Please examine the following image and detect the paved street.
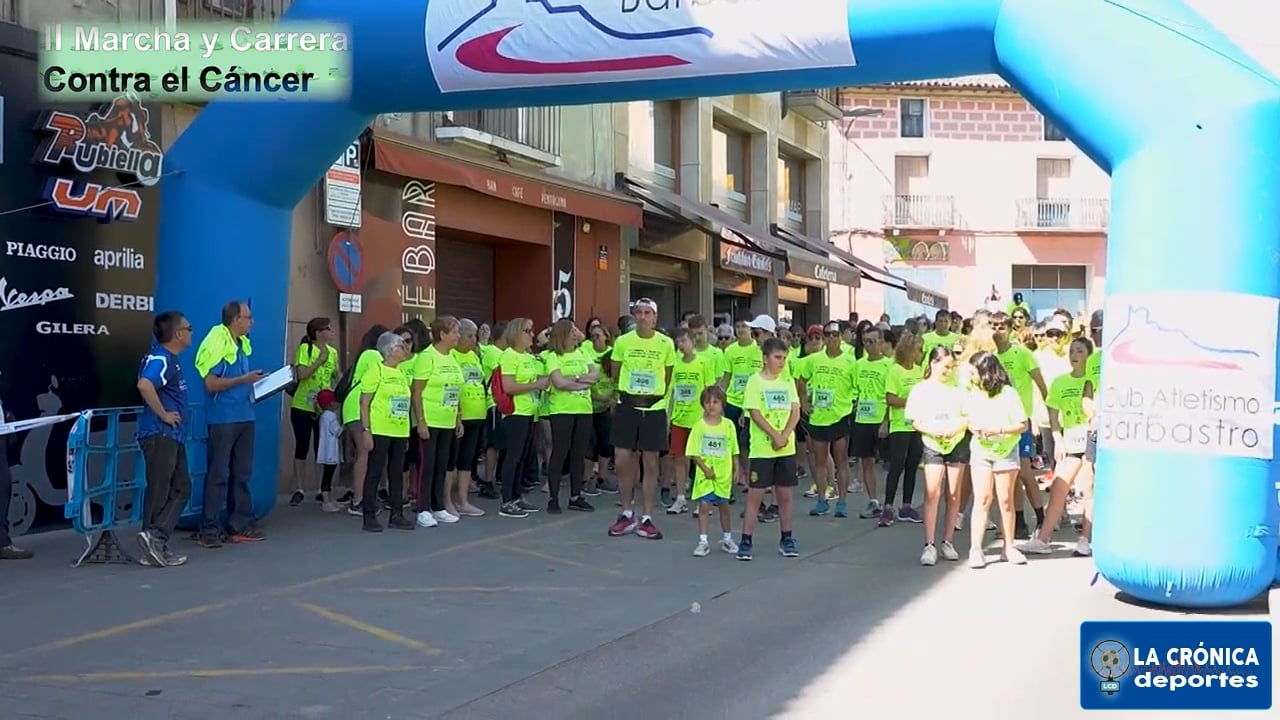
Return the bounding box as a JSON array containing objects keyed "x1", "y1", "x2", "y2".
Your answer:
[{"x1": 0, "y1": 485, "x2": 1274, "y2": 720}]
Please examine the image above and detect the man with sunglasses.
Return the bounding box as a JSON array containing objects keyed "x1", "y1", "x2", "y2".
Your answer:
[
  {"x1": 608, "y1": 298, "x2": 676, "y2": 539},
  {"x1": 135, "y1": 311, "x2": 195, "y2": 567}
]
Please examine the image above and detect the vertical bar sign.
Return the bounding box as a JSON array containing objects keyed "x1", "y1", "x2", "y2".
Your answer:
[
  {"x1": 552, "y1": 211, "x2": 575, "y2": 321},
  {"x1": 399, "y1": 180, "x2": 437, "y2": 325}
]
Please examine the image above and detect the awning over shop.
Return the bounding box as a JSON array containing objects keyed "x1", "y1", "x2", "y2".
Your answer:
[
  {"x1": 621, "y1": 175, "x2": 858, "y2": 288},
  {"x1": 771, "y1": 225, "x2": 950, "y2": 310},
  {"x1": 370, "y1": 130, "x2": 644, "y2": 227}
]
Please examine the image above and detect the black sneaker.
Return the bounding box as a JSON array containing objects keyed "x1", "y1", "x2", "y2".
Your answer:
[
  {"x1": 760, "y1": 505, "x2": 780, "y2": 524},
  {"x1": 478, "y1": 484, "x2": 501, "y2": 500},
  {"x1": 516, "y1": 498, "x2": 540, "y2": 513},
  {"x1": 314, "y1": 493, "x2": 324, "y2": 503},
  {"x1": 499, "y1": 501, "x2": 529, "y2": 518},
  {"x1": 660, "y1": 488, "x2": 673, "y2": 507},
  {"x1": 362, "y1": 514, "x2": 384, "y2": 532},
  {"x1": 228, "y1": 527, "x2": 266, "y2": 543},
  {"x1": 0, "y1": 544, "x2": 34, "y2": 560},
  {"x1": 289, "y1": 490, "x2": 305, "y2": 506},
  {"x1": 547, "y1": 498, "x2": 562, "y2": 514},
  {"x1": 581, "y1": 480, "x2": 601, "y2": 497},
  {"x1": 137, "y1": 529, "x2": 166, "y2": 567},
  {"x1": 387, "y1": 514, "x2": 415, "y2": 531},
  {"x1": 197, "y1": 531, "x2": 223, "y2": 549},
  {"x1": 336, "y1": 490, "x2": 354, "y2": 504},
  {"x1": 568, "y1": 496, "x2": 594, "y2": 512}
]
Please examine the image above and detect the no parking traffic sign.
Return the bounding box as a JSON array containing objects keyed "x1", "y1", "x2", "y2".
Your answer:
[{"x1": 327, "y1": 231, "x2": 364, "y2": 294}]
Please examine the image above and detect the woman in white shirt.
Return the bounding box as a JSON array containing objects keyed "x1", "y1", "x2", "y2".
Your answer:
[
  {"x1": 905, "y1": 345, "x2": 969, "y2": 566},
  {"x1": 963, "y1": 352, "x2": 1030, "y2": 569}
]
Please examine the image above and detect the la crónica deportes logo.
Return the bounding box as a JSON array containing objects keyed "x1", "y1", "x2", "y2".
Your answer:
[{"x1": 1080, "y1": 621, "x2": 1271, "y2": 711}]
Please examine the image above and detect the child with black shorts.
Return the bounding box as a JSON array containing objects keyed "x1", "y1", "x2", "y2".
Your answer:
[
  {"x1": 738, "y1": 337, "x2": 801, "y2": 561},
  {"x1": 687, "y1": 385, "x2": 740, "y2": 556}
]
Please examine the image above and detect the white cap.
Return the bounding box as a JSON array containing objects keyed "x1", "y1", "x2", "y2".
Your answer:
[
  {"x1": 747, "y1": 314, "x2": 777, "y2": 333},
  {"x1": 1045, "y1": 317, "x2": 1069, "y2": 333},
  {"x1": 632, "y1": 297, "x2": 658, "y2": 314}
]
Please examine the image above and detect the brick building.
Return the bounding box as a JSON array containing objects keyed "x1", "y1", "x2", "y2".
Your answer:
[{"x1": 828, "y1": 75, "x2": 1110, "y2": 320}]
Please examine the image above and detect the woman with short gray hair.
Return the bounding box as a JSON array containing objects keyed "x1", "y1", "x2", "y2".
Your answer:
[
  {"x1": 447, "y1": 318, "x2": 487, "y2": 517},
  {"x1": 356, "y1": 332, "x2": 415, "y2": 533}
]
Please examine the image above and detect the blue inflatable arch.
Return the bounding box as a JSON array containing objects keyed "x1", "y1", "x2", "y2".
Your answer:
[{"x1": 159, "y1": 0, "x2": 1280, "y2": 608}]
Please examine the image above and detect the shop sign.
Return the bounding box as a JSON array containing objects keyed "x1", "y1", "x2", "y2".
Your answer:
[
  {"x1": 400, "y1": 180, "x2": 437, "y2": 324},
  {"x1": 44, "y1": 177, "x2": 142, "y2": 223},
  {"x1": 34, "y1": 95, "x2": 164, "y2": 185},
  {"x1": 719, "y1": 242, "x2": 774, "y2": 276}
]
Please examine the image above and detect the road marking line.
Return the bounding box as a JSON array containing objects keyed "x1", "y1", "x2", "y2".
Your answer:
[
  {"x1": 297, "y1": 601, "x2": 441, "y2": 655},
  {"x1": 358, "y1": 585, "x2": 615, "y2": 594},
  {"x1": 5, "y1": 516, "x2": 582, "y2": 660},
  {"x1": 18, "y1": 664, "x2": 426, "y2": 683},
  {"x1": 499, "y1": 545, "x2": 624, "y2": 576}
]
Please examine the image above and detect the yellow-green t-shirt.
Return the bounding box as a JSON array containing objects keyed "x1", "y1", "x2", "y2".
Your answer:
[
  {"x1": 292, "y1": 342, "x2": 337, "y2": 412},
  {"x1": 480, "y1": 344, "x2": 503, "y2": 409},
  {"x1": 359, "y1": 362, "x2": 411, "y2": 438},
  {"x1": 668, "y1": 354, "x2": 715, "y2": 429},
  {"x1": 452, "y1": 348, "x2": 488, "y2": 422},
  {"x1": 695, "y1": 345, "x2": 725, "y2": 386},
  {"x1": 921, "y1": 331, "x2": 957, "y2": 361},
  {"x1": 799, "y1": 350, "x2": 856, "y2": 428},
  {"x1": 965, "y1": 385, "x2": 1026, "y2": 460},
  {"x1": 412, "y1": 346, "x2": 464, "y2": 429},
  {"x1": 1048, "y1": 372, "x2": 1089, "y2": 430},
  {"x1": 1086, "y1": 350, "x2": 1102, "y2": 391},
  {"x1": 544, "y1": 349, "x2": 594, "y2": 415},
  {"x1": 499, "y1": 347, "x2": 544, "y2": 417},
  {"x1": 687, "y1": 416, "x2": 738, "y2": 499},
  {"x1": 611, "y1": 330, "x2": 676, "y2": 411},
  {"x1": 884, "y1": 362, "x2": 926, "y2": 433},
  {"x1": 587, "y1": 344, "x2": 615, "y2": 411},
  {"x1": 853, "y1": 356, "x2": 893, "y2": 425},
  {"x1": 723, "y1": 341, "x2": 763, "y2": 407},
  {"x1": 996, "y1": 344, "x2": 1039, "y2": 419},
  {"x1": 342, "y1": 349, "x2": 381, "y2": 425},
  {"x1": 743, "y1": 372, "x2": 799, "y2": 459},
  {"x1": 904, "y1": 377, "x2": 968, "y2": 454}
]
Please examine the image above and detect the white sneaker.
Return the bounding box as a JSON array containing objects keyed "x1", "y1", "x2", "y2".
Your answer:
[
  {"x1": 720, "y1": 537, "x2": 739, "y2": 554},
  {"x1": 920, "y1": 544, "x2": 938, "y2": 566},
  {"x1": 1074, "y1": 537, "x2": 1093, "y2": 557},
  {"x1": 415, "y1": 511, "x2": 438, "y2": 528},
  {"x1": 1003, "y1": 546, "x2": 1028, "y2": 565},
  {"x1": 986, "y1": 520, "x2": 998, "y2": 531},
  {"x1": 433, "y1": 510, "x2": 459, "y2": 524},
  {"x1": 953, "y1": 514, "x2": 965, "y2": 532},
  {"x1": 968, "y1": 548, "x2": 987, "y2": 569},
  {"x1": 939, "y1": 540, "x2": 960, "y2": 561},
  {"x1": 666, "y1": 496, "x2": 689, "y2": 515},
  {"x1": 693, "y1": 540, "x2": 711, "y2": 557},
  {"x1": 1019, "y1": 537, "x2": 1055, "y2": 555}
]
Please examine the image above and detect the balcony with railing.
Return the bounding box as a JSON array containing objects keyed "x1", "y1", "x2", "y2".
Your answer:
[
  {"x1": 882, "y1": 194, "x2": 957, "y2": 229},
  {"x1": 782, "y1": 88, "x2": 843, "y2": 123},
  {"x1": 433, "y1": 107, "x2": 561, "y2": 168},
  {"x1": 1016, "y1": 197, "x2": 1109, "y2": 231}
]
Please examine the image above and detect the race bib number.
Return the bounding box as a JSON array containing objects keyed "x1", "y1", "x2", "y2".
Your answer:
[
  {"x1": 855, "y1": 399, "x2": 879, "y2": 423},
  {"x1": 1063, "y1": 426, "x2": 1089, "y2": 454},
  {"x1": 628, "y1": 370, "x2": 657, "y2": 394},
  {"x1": 463, "y1": 367, "x2": 483, "y2": 383},
  {"x1": 730, "y1": 374, "x2": 750, "y2": 393},
  {"x1": 700, "y1": 433, "x2": 729, "y2": 457},
  {"x1": 390, "y1": 396, "x2": 410, "y2": 418},
  {"x1": 763, "y1": 389, "x2": 791, "y2": 411},
  {"x1": 442, "y1": 386, "x2": 461, "y2": 408},
  {"x1": 673, "y1": 383, "x2": 697, "y2": 403},
  {"x1": 812, "y1": 389, "x2": 834, "y2": 409}
]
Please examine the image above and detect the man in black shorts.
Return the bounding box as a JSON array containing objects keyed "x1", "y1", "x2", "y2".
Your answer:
[
  {"x1": 738, "y1": 337, "x2": 802, "y2": 560},
  {"x1": 607, "y1": 298, "x2": 676, "y2": 540}
]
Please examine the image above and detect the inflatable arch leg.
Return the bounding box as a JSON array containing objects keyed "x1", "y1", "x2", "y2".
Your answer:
[{"x1": 157, "y1": 0, "x2": 1279, "y2": 607}]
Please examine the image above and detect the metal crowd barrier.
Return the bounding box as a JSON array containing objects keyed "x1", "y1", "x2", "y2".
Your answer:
[{"x1": 64, "y1": 404, "x2": 208, "y2": 567}]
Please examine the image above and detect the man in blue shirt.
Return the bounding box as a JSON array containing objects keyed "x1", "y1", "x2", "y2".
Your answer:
[
  {"x1": 196, "y1": 300, "x2": 265, "y2": 548},
  {"x1": 136, "y1": 311, "x2": 194, "y2": 567}
]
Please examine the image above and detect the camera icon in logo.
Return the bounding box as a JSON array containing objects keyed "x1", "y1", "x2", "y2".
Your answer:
[{"x1": 1089, "y1": 639, "x2": 1132, "y2": 695}]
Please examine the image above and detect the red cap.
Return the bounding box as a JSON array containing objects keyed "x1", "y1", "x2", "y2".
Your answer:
[
  {"x1": 806, "y1": 324, "x2": 823, "y2": 338},
  {"x1": 316, "y1": 389, "x2": 337, "y2": 408}
]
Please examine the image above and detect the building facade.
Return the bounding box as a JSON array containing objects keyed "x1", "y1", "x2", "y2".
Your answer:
[
  {"x1": 829, "y1": 76, "x2": 1110, "y2": 320},
  {"x1": 615, "y1": 91, "x2": 863, "y2": 330}
]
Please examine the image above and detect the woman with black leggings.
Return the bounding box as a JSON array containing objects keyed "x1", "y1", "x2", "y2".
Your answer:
[
  {"x1": 543, "y1": 319, "x2": 598, "y2": 513},
  {"x1": 448, "y1": 318, "x2": 487, "y2": 518},
  {"x1": 496, "y1": 318, "x2": 548, "y2": 519},
  {"x1": 358, "y1": 332, "x2": 415, "y2": 533},
  {"x1": 288, "y1": 317, "x2": 336, "y2": 506},
  {"x1": 410, "y1": 316, "x2": 464, "y2": 528},
  {"x1": 880, "y1": 332, "x2": 926, "y2": 527}
]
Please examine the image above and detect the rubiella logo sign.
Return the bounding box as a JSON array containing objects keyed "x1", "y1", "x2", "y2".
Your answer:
[{"x1": 32, "y1": 94, "x2": 161, "y2": 223}]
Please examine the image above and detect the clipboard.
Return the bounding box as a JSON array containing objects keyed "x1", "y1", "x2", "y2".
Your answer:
[{"x1": 252, "y1": 365, "x2": 296, "y2": 404}]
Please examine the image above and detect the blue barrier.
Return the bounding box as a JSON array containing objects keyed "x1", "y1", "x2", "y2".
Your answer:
[{"x1": 64, "y1": 404, "x2": 211, "y2": 566}]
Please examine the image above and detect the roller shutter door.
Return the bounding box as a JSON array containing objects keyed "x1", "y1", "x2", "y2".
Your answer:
[{"x1": 436, "y1": 235, "x2": 495, "y2": 324}]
